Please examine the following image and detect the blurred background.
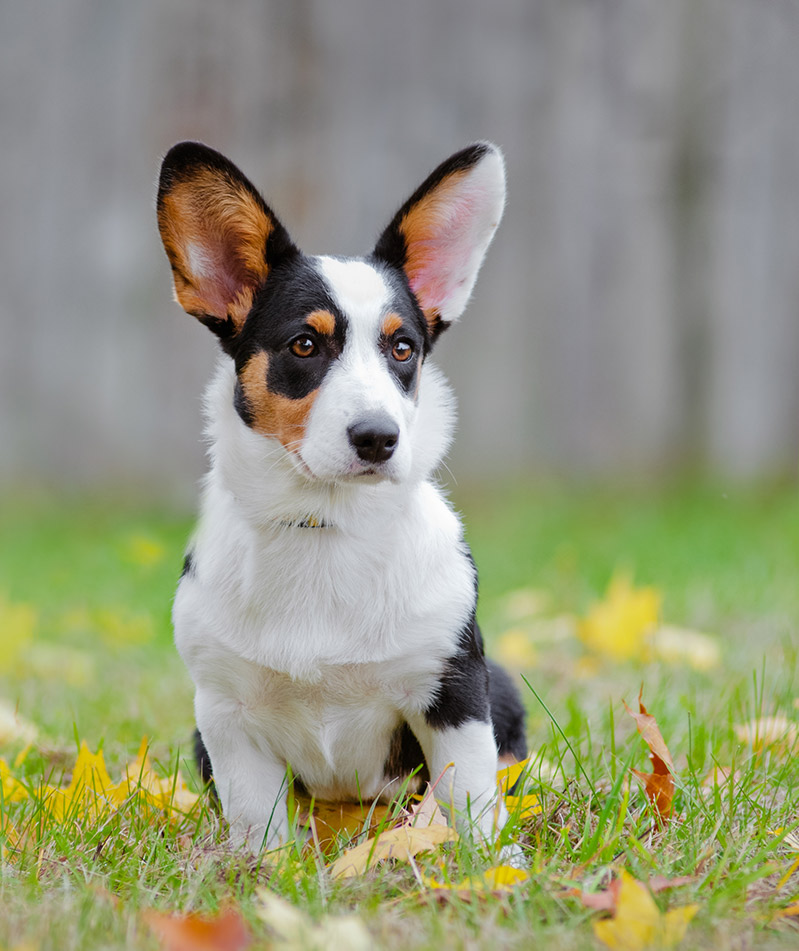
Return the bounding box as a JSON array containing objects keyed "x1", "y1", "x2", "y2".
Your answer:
[{"x1": 1, "y1": 0, "x2": 798, "y2": 499}]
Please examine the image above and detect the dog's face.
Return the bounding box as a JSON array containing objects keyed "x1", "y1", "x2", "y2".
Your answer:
[{"x1": 157, "y1": 142, "x2": 505, "y2": 485}]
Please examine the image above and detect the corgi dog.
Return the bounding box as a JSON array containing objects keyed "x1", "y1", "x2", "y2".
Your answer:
[{"x1": 156, "y1": 141, "x2": 527, "y2": 852}]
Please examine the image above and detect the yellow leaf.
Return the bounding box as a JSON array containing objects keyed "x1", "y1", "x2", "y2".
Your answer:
[
  {"x1": 0, "y1": 595, "x2": 36, "y2": 672},
  {"x1": 255, "y1": 888, "x2": 371, "y2": 951},
  {"x1": 579, "y1": 574, "x2": 661, "y2": 661},
  {"x1": 0, "y1": 758, "x2": 29, "y2": 803},
  {"x1": 496, "y1": 756, "x2": 531, "y2": 795},
  {"x1": 330, "y1": 823, "x2": 457, "y2": 879},
  {"x1": 423, "y1": 864, "x2": 529, "y2": 898},
  {"x1": 734, "y1": 715, "x2": 798, "y2": 755},
  {"x1": 0, "y1": 700, "x2": 38, "y2": 746},
  {"x1": 494, "y1": 629, "x2": 537, "y2": 670},
  {"x1": 39, "y1": 741, "x2": 117, "y2": 822},
  {"x1": 499, "y1": 588, "x2": 550, "y2": 622},
  {"x1": 505, "y1": 793, "x2": 542, "y2": 819},
  {"x1": 593, "y1": 870, "x2": 698, "y2": 950},
  {"x1": 120, "y1": 534, "x2": 166, "y2": 569},
  {"x1": 651, "y1": 625, "x2": 721, "y2": 671},
  {"x1": 118, "y1": 738, "x2": 199, "y2": 817}
]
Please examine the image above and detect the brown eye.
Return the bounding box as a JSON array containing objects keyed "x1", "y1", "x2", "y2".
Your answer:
[
  {"x1": 291, "y1": 335, "x2": 317, "y2": 358},
  {"x1": 392, "y1": 340, "x2": 414, "y2": 362}
]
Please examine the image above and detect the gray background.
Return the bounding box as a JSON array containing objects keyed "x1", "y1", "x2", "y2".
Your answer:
[{"x1": 2, "y1": 0, "x2": 798, "y2": 498}]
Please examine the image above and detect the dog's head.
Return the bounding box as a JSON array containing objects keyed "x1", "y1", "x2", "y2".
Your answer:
[{"x1": 157, "y1": 142, "x2": 505, "y2": 487}]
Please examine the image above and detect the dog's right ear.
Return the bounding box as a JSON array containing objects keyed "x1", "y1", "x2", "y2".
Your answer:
[{"x1": 157, "y1": 142, "x2": 296, "y2": 345}]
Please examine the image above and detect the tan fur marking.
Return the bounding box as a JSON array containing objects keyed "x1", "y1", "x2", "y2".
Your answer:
[
  {"x1": 398, "y1": 167, "x2": 470, "y2": 332},
  {"x1": 497, "y1": 753, "x2": 521, "y2": 769},
  {"x1": 158, "y1": 168, "x2": 273, "y2": 329},
  {"x1": 239, "y1": 351, "x2": 318, "y2": 451},
  {"x1": 381, "y1": 312, "x2": 404, "y2": 337},
  {"x1": 306, "y1": 309, "x2": 336, "y2": 336}
]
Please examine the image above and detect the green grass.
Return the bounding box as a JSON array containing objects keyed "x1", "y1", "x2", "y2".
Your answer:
[{"x1": 1, "y1": 483, "x2": 798, "y2": 950}]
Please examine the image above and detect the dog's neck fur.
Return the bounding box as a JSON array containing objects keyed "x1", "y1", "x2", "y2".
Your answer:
[{"x1": 202, "y1": 358, "x2": 457, "y2": 534}]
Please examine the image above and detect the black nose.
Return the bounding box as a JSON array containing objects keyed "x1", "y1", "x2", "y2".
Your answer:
[{"x1": 347, "y1": 415, "x2": 400, "y2": 464}]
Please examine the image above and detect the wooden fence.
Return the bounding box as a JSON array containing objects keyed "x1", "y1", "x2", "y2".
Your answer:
[{"x1": 1, "y1": 0, "x2": 797, "y2": 494}]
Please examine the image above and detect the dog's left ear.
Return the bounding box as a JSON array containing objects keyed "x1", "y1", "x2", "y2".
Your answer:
[{"x1": 372, "y1": 143, "x2": 506, "y2": 341}]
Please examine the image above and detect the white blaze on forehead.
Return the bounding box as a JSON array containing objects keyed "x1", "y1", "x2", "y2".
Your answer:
[{"x1": 316, "y1": 256, "x2": 391, "y2": 327}]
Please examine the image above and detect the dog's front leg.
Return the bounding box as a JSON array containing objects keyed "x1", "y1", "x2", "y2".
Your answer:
[
  {"x1": 407, "y1": 715, "x2": 507, "y2": 841},
  {"x1": 195, "y1": 691, "x2": 289, "y2": 853}
]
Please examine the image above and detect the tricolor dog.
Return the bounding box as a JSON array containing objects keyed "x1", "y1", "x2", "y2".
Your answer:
[{"x1": 156, "y1": 141, "x2": 527, "y2": 851}]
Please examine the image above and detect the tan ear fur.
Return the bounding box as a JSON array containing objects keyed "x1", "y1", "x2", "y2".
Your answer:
[{"x1": 158, "y1": 167, "x2": 273, "y2": 331}]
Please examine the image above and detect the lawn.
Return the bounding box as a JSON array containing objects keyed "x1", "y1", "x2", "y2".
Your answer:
[{"x1": 0, "y1": 483, "x2": 798, "y2": 950}]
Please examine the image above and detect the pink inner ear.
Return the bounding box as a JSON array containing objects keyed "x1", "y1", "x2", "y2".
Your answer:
[
  {"x1": 403, "y1": 171, "x2": 503, "y2": 323},
  {"x1": 185, "y1": 237, "x2": 251, "y2": 318}
]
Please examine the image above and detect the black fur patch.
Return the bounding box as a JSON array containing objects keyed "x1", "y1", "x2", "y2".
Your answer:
[
  {"x1": 193, "y1": 727, "x2": 215, "y2": 791},
  {"x1": 180, "y1": 551, "x2": 195, "y2": 579},
  {"x1": 383, "y1": 722, "x2": 429, "y2": 787},
  {"x1": 232, "y1": 256, "x2": 347, "y2": 410},
  {"x1": 487, "y1": 659, "x2": 528, "y2": 761}
]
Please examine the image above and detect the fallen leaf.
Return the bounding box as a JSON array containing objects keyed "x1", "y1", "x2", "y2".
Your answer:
[
  {"x1": 504, "y1": 793, "x2": 542, "y2": 819},
  {"x1": 593, "y1": 870, "x2": 699, "y2": 950},
  {"x1": 579, "y1": 574, "x2": 660, "y2": 662},
  {"x1": 625, "y1": 691, "x2": 675, "y2": 820},
  {"x1": 330, "y1": 823, "x2": 457, "y2": 879},
  {"x1": 39, "y1": 741, "x2": 117, "y2": 822},
  {"x1": 294, "y1": 793, "x2": 393, "y2": 849},
  {"x1": 494, "y1": 628, "x2": 537, "y2": 670},
  {"x1": 255, "y1": 888, "x2": 371, "y2": 951},
  {"x1": 119, "y1": 738, "x2": 200, "y2": 817},
  {"x1": 423, "y1": 864, "x2": 529, "y2": 900},
  {"x1": 0, "y1": 595, "x2": 36, "y2": 672},
  {"x1": 734, "y1": 716, "x2": 798, "y2": 755},
  {"x1": 0, "y1": 757, "x2": 29, "y2": 804},
  {"x1": 774, "y1": 902, "x2": 799, "y2": 919},
  {"x1": 496, "y1": 756, "x2": 532, "y2": 795},
  {"x1": 120, "y1": 534, "x2": 166, "y2": 569},
  {"x1": 144, "y1": 906, "x2": 251, "y2": 951},
  {"x1": 568, "y1": 875, "x2": 695, "y2": 913},
  {"x1": 651, "y1": 625, "x2": 721, "y2": 671},
  {"x1": 0, "y1": 700, "x2": 38, "y2": 746}
]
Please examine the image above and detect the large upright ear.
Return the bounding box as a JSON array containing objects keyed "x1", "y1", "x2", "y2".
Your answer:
[
  {"x1": 157, "y1": 142, "x2": 296, "y2": 344},
  {"x1": 372, "y1": 143, "x2": 506, "y2": 340}
]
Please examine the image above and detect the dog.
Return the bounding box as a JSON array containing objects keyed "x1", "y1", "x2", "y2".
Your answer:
[{"x1": 156, "y1": 141, "x2": 527, "y2": 852}]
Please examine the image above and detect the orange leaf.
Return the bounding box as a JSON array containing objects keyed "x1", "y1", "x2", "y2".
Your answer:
[
  {"x1": 624, "y1": 691, "x2": 675, "y2": 820},
  {"x1": 144, "y1": 907, "x2": 251, "y2": 951}
]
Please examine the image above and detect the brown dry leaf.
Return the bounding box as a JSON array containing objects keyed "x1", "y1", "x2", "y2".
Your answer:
[
  {"x1": 330, "y1": 823, "x2": 457, "y2": 879},
  {"x1": 625, "y1": 691, "x2": 675, "y2": 820},
  {"x1": 144, "y1": 907, "x2": 251, "y2": 951}
]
